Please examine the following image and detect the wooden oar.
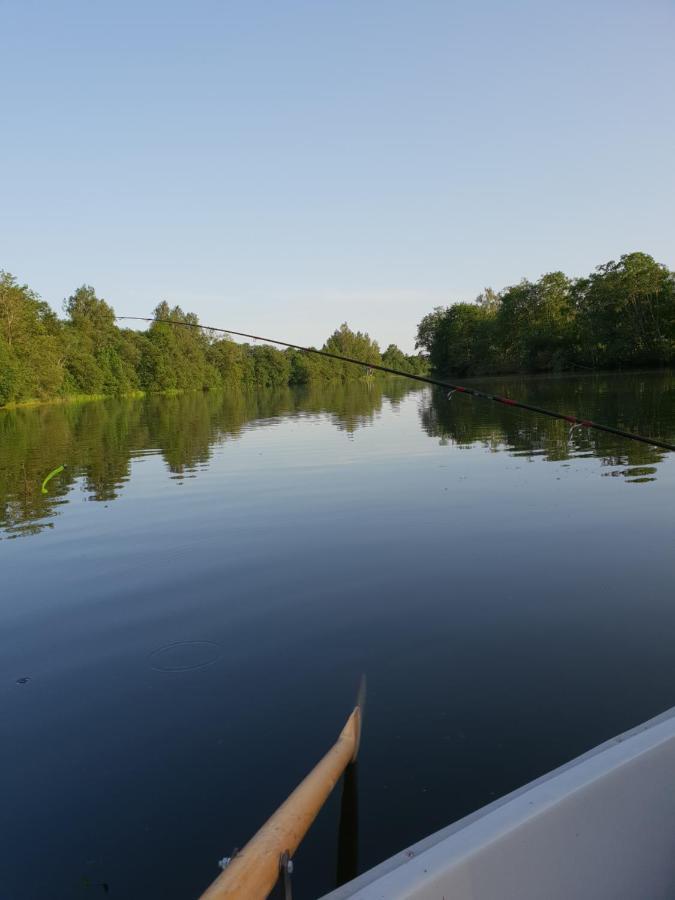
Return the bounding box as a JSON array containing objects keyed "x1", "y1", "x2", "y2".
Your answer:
[{"x1": 199, "y1": 699, "x2": 364, "y2": 899}]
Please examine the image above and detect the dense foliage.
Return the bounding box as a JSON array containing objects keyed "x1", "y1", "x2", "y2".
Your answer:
[
  {"x1": 417, "y1": 253, "x2": 675, "y2": 376},
  {"x1": 0, "y1": 274, "x2": 426, "y2": 406}
]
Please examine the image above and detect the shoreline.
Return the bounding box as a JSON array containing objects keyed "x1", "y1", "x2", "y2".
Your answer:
[
  {"x1": 2, "y1": 367, "x2": 673, "y2": 413},
  {"x1": 0, "y1": 390, "x2": 147, "y2": 412}
]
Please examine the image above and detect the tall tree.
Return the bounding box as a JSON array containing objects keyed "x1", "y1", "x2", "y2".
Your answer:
[
  {"x1": 142, "y1": 303, "x2": 218, "y2": 391},
  {"x1": 323, "y1": 323, "x2": 381, "y2": 378},
  {"x1": 381, "y1": 343, "x2": 430, "y2": 375},
  {"x1": 497, "y1": 272, "x2": 574, "y2": 371},
  {"x1": 416, "y1": 303, "x2": 497, "y2": 375},
  {"x1": 575, "y1": 253, "x2": 674, "y2": 367},
  {"x1": 63, "y1": 285, "x2": 136, "y2": 394},
  {"x1": 0, "y1": 271, "x2": 65, "y2": 403}
]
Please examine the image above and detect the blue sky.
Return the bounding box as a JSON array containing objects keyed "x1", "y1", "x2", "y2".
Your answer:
[{"x1": 2, "y1": 0, "x2": 674, "y2": 351}]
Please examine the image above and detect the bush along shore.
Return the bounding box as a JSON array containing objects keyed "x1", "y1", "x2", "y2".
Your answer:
[{"x1": 0, "y1": 272, "x2": 427, "y2": 408}]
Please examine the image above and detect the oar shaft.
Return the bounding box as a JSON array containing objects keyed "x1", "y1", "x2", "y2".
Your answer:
[{"x1": 198, "y1": 707, "x2": 361, "y2": 900}]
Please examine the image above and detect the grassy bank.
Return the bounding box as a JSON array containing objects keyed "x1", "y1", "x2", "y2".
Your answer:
[{"x1": 0, "y1": 390, "x2": 146, "y2": 412}]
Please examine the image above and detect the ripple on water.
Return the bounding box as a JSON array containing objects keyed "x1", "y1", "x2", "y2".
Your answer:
[{"x1": 148, "y1": 641, "x2": 221, "y2": 672}]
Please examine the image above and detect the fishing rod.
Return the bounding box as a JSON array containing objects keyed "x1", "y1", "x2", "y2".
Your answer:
[{"x1": 116, "y1": 316, "x2": 675, "y2": 453}]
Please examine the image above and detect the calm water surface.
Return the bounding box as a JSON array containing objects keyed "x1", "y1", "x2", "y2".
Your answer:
[{"x1": 1, "y1": 374, "x2": 674, "y2": 899}]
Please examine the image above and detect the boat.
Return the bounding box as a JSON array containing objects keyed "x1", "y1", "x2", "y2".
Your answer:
[
  {"x1": 324, "y1": 704, "x2": 675, "y2": 899},
  {"x1": 198, "y1": 701, "x2": 675, "y2": 899}
]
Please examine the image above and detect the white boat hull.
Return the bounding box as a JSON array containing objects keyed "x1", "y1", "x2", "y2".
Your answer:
[{"x1": 323, "y1": 706, "x2": 675, "y2": 899}]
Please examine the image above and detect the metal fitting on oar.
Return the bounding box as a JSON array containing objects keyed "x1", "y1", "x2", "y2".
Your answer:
[
  {"x1": 280, "y1": 852, "x2": 294, "y2": 899},
  {"x1": 217, "y1": 849, "x2": 239, "y2": 870}
]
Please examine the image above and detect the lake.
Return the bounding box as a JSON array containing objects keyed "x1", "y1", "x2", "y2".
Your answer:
[{"x1": 1, "y1": 372, "x2": 674, "y2": 899}]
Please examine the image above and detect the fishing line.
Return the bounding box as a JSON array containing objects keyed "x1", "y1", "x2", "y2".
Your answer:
[{"x1": 115, "y1": 316, "x2": 675, "y2": 453}]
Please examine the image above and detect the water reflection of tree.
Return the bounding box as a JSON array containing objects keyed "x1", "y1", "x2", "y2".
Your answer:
[
  {"x1": 419, "y1": 372, "x2": 674, "y2": 475},
  {"x1": 3, "y1": 374, "x2": 671, "y2": 538},
  {"x1": 294, "y1": 380, "x2": 403, "y2": 433},
  {"x1": 0, "y1": 400, "x2": 145, "y2": 537},
  {"x1": 0, "y1": 380, "x2": 420, "y2": 537}
]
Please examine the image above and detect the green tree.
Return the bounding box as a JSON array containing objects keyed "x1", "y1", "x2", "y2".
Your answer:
[
  {"x1": 322, "y1": 323, "x2": 381, "y2": 379},
  {"x1": 475, "y1": 287, "x2": 500, "y2": 311},
  {"x1": 575, "y1": 253, "x2": 674, "y2": 368},
  {"x1": 208, "y1": 336, "x2": 249, "y2": 384},
  {"x1": 497, "y1": 272, "x2": 574, "y2": 371},
  {"x1": 416, "y1": 303, "x2": 497, "y2": 375},
  {"x1": 249, "y1": 344, "x2": 292, "y2": 387},
  {"x1": 381, "y1": 343, "x2": 430, "y2": 375},
  {"x1": 416, "y1": 307, "x2": 447, "y2": 359},
  {"x1": 141, "y1": 303, "x2": 218, "y2": 391},
  {"x1": 286, "y1": 348, "x2": 331, "y2": 384},
  {"x1": 62, "y1": 285, "x2": 137, "y2": 394},
  {"x1": 0, "y1": 271, "x2": 65, "y2": 403}
]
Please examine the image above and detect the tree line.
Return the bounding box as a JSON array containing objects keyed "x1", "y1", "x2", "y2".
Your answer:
[
  {"x1": 0, "y1": 273, "x2": 427, "y2": 407},
  {"x1": 416, "y1": 253, "x2": 675, "y2": 376}
]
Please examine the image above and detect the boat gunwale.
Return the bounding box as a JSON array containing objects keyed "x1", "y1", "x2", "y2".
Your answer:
[{"x1": 323, "y1": 704, "x2": 675, "y2": 898}]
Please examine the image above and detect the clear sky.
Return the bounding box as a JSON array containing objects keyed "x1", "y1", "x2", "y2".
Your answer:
[{"x1": 2, "y1": 0, "x2": 674, "y2": 352}]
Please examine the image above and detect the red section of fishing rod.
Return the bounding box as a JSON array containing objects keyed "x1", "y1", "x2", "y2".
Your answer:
[{"x1": 115, "y1": 316, "x2": 675, "y2": 454}]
